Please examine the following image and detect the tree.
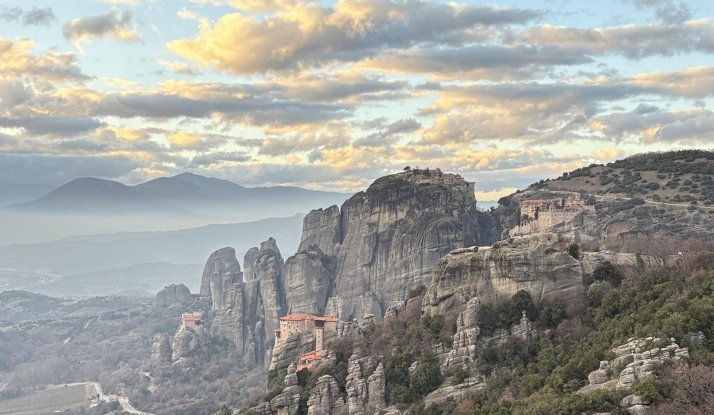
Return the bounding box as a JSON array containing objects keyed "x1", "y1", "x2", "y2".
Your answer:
[
  {"x1": 568, "y1": 243, "x2": 580, "y2": 259},
  {"x1": 404, "y1": 166, "x2": 411, "y2": 171},
  {"x1": 651, "y1": 365, "x2": 714, "y2": 415},
  {"x1": 593, "y1": 261, "x2": 623, "y2": 286}
]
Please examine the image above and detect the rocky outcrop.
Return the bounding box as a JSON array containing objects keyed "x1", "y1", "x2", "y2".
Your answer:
[
  {"x1": 200, "y1": 248, "x2": 243, "y2": 310},
  {"x1": 344, "y1": 351, "x2": 378, "y2": 414},
  {"x1": 244, "y1": 247, "x2": 260, "y2": 281},
  {"x1": 298, "y1": 206, "x2": 341, "y2": 257},
  {"x1": 254, "y1": 238, "x2": 286, "y2": 346},
  {"x1": 269, "y1": 331, "x2": 316, "y2": 372},
  {"x1": 284, "y1": 247, "x2": 334, "y2": 316},
  {"x1": 199, "y1": 239, "x2": 287, "y2": 369},
  {"x1": 423, "y1": 233, "x2": 584, "y2": 317},
  {"x1": 307, "y1": 375, "x2": 347, "y2": 415},
  {"x1": 154, "y1": 284, "x2": 192, "y2": 309},
  {"x1": 282, "y1": 171, "x2": 500, "y2": 323},
  {"x1": 423, "y1": 378, "x2": 484, "y2": 408},
  {"x1": 172, "y1": 327, "x2": 199, "y2": 360},
  {"x1": 252, "y1": 364, "x2": 303, "y2": 415},
  {"x1": 151, "y1": 333, "x2": 172, "y2": 361},
  {"x1": 495, "y1": 187, "x2": 714, "y2": 247},
  {"x1": 580, "y1": 336, "x2": 690, "y2": 395}
]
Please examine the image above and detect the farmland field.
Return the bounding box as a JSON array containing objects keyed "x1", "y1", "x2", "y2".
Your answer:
[{"x1": 0, "y1": 383, "x2": 94, "y2": 415}]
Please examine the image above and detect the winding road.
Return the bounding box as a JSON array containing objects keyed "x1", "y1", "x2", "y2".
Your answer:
[{"x1": 92, "y1": 382, "x2": 154, "y2": 415}]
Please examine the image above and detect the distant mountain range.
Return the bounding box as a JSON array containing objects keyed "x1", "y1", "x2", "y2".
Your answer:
[
  {"x1": 0, "y1": 173, "x2": 351, "y2": 245},
  {"x1": 0, "y1": 183, "x2": 56, "y2": 208},
  {"x1": 3, "y1": 173, "x2": 349, "y2": 218},
  {"x1": 0, "y1": 215, "x2": 305, "y2": 297}
]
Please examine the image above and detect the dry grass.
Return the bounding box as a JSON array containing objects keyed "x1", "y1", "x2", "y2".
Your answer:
[{"x1": 0, "y1": 383, "x2": 93, "y2": 415}]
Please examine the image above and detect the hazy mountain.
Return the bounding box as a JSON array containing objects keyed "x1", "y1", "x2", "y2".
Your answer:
[
  {"x1": 26, "y1": 262, "x2": 206, "y2": 298},
  {"x1": 0, "y1": 215, "x2": 304, "y2": 296},
  {"x1": 0, "y1": 183, "x2": 55, "y2": 207},
  {"x1": 0, "y1": 173, "x2": 351, "y2": 245},
  {"x1": 5, "y1": 177, "x2": 192, "y2": 215}
]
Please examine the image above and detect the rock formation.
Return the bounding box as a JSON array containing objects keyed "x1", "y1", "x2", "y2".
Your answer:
[
  {"x1": 581, "y1": 336, "x2": 689, "y2": 394},
  {"x1": 154, "y1": 283, "x2": 192, "y2": 309},
  {"x1": 281, "y1": 170, "x2": 500, "y2": 323},
  {"x1": 423, "y1": 233, "x2": 585, "y2": 317},
  {"x1": 150, "y1": 333, "x2": 172, "y2": 361},
  {"x1": 199, "y1": 239, "x2": 287, "y2": 368},
  {"x1": 200, "y1": 248, "x2": 243, "y2": 309},
  {"x1": 172, "y1": 327, "x2": 199, "y2": 360}
]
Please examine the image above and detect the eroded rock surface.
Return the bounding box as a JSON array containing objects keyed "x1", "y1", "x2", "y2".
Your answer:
[
  {"x1": 423, "y1": 233, "x2": 584, "y2": 317},
  {"x1": 281, "y1": 171, "x2": 500, "y2": 323},
  {"x1": 200, "y1": 239, "x2": 287, "y2": 368},
  {"x1": 154, "y1": 283, "x2": 192, "y2": 309}
]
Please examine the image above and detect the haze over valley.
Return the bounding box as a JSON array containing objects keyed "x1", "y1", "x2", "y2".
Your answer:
[{"x1": 2, "y1": 0, "x2": 714, "y2": 414}]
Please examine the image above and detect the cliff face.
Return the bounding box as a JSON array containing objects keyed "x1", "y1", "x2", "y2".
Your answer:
[
  {"x1": 200, "y1": 239, "x2": 287, "y2": 368},
  {"x1": 283, "y1": 171, "x2": 500, "y2": 322},
  {"x1": 423, "y1": 233, "x2": 584, "y2": 317}
]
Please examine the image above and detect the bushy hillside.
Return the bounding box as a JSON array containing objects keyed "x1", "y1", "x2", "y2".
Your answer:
[
  {"x1": 239, "y1": 251, "x2": 714, "y2": 415},
  {"x1": 530, "y1": 150, "x2": 714, "y2": 206}
]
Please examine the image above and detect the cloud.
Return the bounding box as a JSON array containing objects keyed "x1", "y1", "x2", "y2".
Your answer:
[
  {"x1": 0, "y1": 6, "x2": 55, "y2": 26},
  {"x1": 62, "y1": 8, "x2": 141, "y2": 53},
  {"x1": 189, "y1": 151, "x2": 252, "y2": 166},
  {"x1": 627, "y1": 0, "x2": 692, "y2": 25},
  {"x1": 170, "y1": 131, "x2": 205, "y2": 149},
  {"x1": 353, "y1": 118, "x2": 420, "y2": 147},
  {"x1": 357, "y1": 44, "x2": 593, "y2": 80},
  {"x1": 629, "y1": 66, "x2": 714, "y2": 98},
  {"x1": 158, "y1": 61, "x2": 201, "y2": 76},
  {"x1": 0, "y1": 37, "x2": 89, "y2": 83},
  {"x1": 593, "y1": 108, "x2": 714, "y2": 143},
  {"x1": 593, "y1": 148, "x2": 625, "y2": 161},
  {"x1": 0, "y1": 116, "x2": 105, "y2": 137},
  {"x1": 474, "y1": 187, "x2": 519, "y2": 201},
  {"x1": 0, "y1": 153, "x2": 139, "y2": 186},
  {"x1": 0, "y1": 7, "x2": 23, "y2": 22},
  {"x1": 169, "y1": 0, "x2": 539, "y2": 75},
  {"x1": 21, "y1": 8, "x2": 56, "y2": 26},
  {"x1": 189, "y1": 0, "x2": 307, "y2": 13},
  {"x1": 518, "y1": 20, "x2": 714, "y2": 59}
]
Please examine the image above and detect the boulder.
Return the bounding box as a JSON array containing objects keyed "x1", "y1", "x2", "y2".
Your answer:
[{"x1": 154, "y1": 284, "x2": 192, "y2": 309}]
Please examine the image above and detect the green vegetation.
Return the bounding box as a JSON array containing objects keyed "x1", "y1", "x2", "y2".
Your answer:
[
  {"x1": 568, "y1": 243, "x2": 580, "y2": 259},
  {"x1": 419, "y1": 252, "x2": 714, "y2": 414},
  {"x1": 593, "y1": 261, "x2": 624, "y2": 286},
  {"x1": 529, "y1": 150, "x2": 714, "y2": 206},
  {"x1": 245, "y1": 251, "x2": 714, "y2": 415}
]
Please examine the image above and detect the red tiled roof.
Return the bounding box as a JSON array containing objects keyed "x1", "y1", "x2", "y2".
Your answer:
[
  {"x1": 522, "y1": 200, "x2": 549, "y2": 203},
  {"x1": 274, "y1": 329, "x2": 281, "y2": 333},
  {"x1": 299, "y1": 350, "x2": 324, "y2": 362},
  {"x1": 279, "y1": 313, "x2": 338, "y2": 322},
  {"x1": 183, "y1": 317, "x2": 203, "y2": 322}
]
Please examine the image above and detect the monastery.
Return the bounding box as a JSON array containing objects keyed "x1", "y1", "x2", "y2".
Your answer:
[{"x1": 509, "y1": 194, "x2": 594, "y2": 237}]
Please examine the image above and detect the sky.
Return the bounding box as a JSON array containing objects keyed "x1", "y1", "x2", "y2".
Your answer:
[{"x1": 1, "y1": 0, "x2": 713, "y2": 200}]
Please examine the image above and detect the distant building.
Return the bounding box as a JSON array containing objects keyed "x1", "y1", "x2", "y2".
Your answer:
[
  {"x1": 181, "y1": 311, "x2": 204, "y2": 335},
  {"x1": 296, "y1": 350, "x2": 324, "y2": 372},
  {"x1": 509, "y1": 195, "x2": 594, "y2": 237},
  {"x1": 408, "y1": 168, "x2": 476, "y2": 195},
  {"x1": 274, "y1": 312, "x2": 338, "y2": 351}
]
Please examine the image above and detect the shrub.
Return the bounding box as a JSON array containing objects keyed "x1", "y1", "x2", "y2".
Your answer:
[
  {"x1": 593, "y1": 261, "x2": 623, "y2": 286},
  {"x1": 539, "y1": 296, "x2": 568, "y2": 329},
  {"x1": 568, "y1": 243, "x2": 580, "y2": 259},
  {"x1": 409, "y1": 285, "x2": 427, "y2": 299}
]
